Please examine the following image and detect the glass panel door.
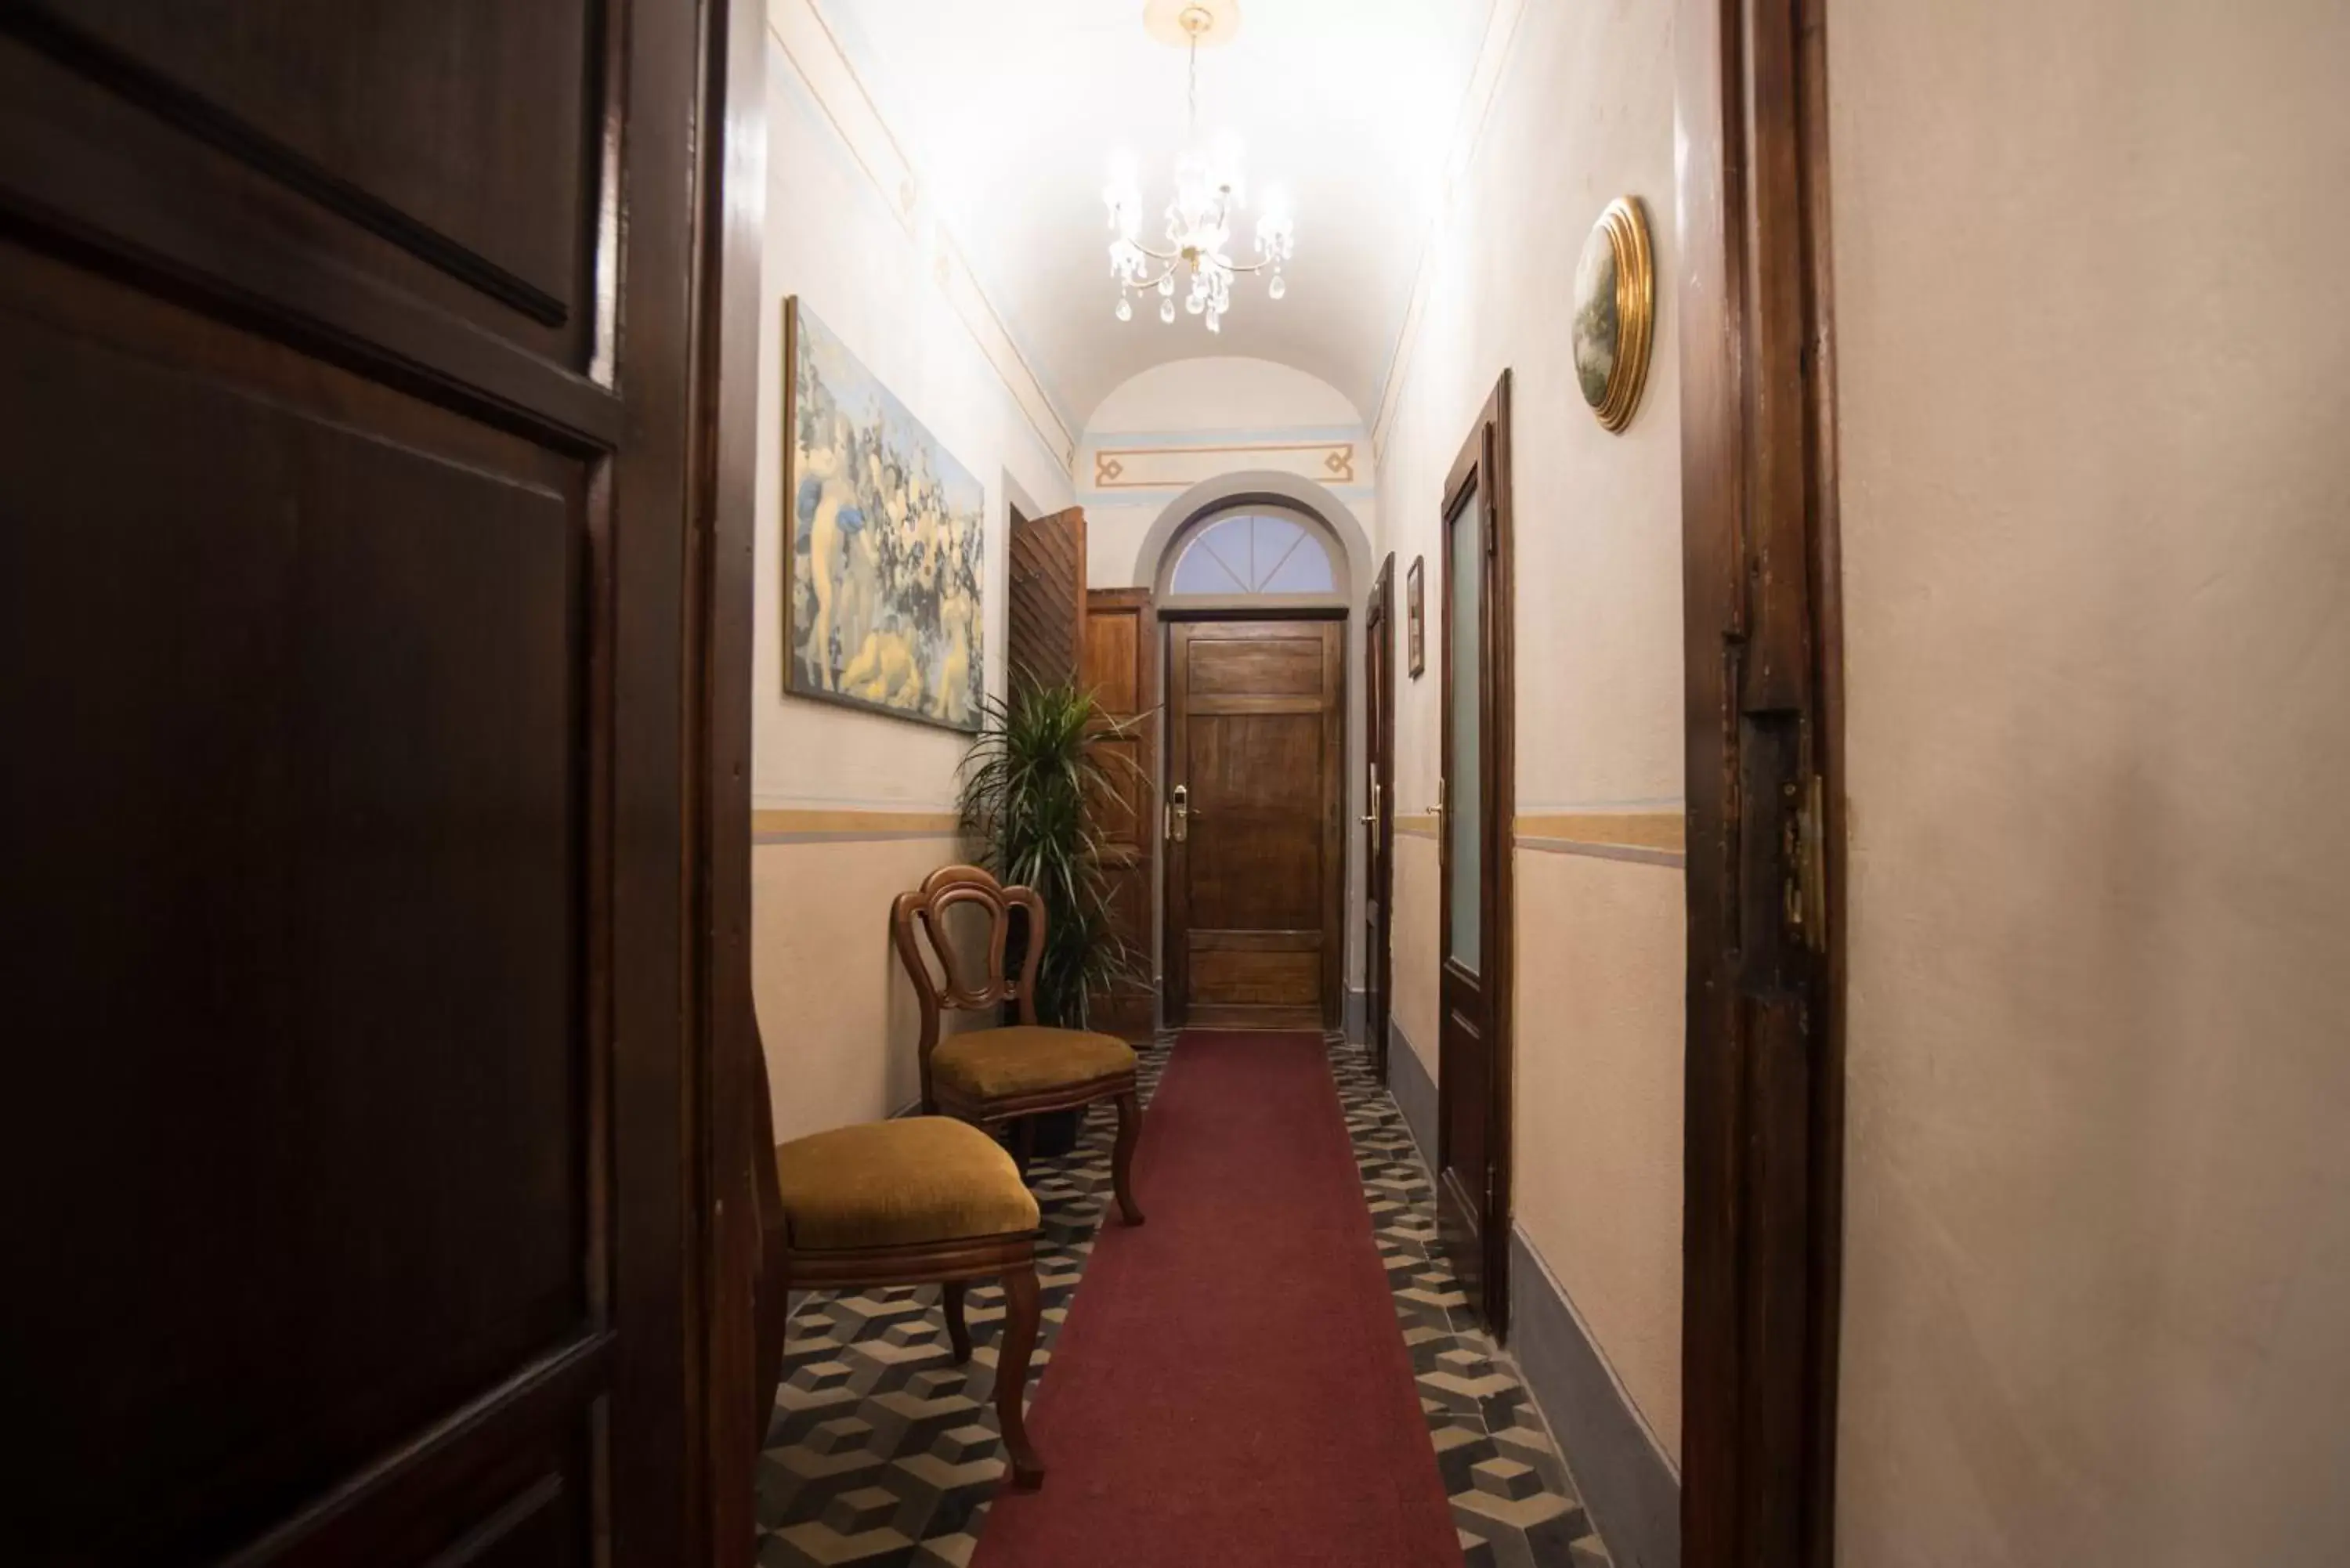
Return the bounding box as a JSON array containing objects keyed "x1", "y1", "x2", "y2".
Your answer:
[{"x1": 1445, "y1": 486, "x2": 1481, "y2": 971}]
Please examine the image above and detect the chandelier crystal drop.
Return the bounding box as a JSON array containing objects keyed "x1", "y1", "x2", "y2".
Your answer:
[{"x1": 1105, "y1": 5, "x2": 1294, "y2": 334}]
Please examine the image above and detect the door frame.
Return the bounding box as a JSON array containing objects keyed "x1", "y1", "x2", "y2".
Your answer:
[
  {"x1": 1365, "y1": 554, "x2": 1397, "y2": 1078},
  {"x1": 697, "y1": 0, "x2": 769, "y2": 1557},
  {"x1": 1159, "y1": 605, "x2": 1350, "y2": 1032},
  {"x1": 1434, "y1": 373, "x2": 1517, "y2": 1337},
  {"x1": 1674, "y1": 0, "x2": 1848, "y2": 1563}
]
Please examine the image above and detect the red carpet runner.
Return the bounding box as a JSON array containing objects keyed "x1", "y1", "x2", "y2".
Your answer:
[{"x1": 971, "y1": 1031, "x2": 1466, "y2": 1568}]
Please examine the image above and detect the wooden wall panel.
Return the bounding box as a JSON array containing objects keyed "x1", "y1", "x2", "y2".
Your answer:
[{"x1": 1082, "y1": 587, "x2": 1156, "y2": 1039}]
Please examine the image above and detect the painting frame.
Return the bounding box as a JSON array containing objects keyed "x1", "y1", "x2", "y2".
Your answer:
[
  {"x1": 781, "y1": 295, "x2": 989, "y2": 733},
  {"x1": 1406, "y1": 555, "x2": 1426, "y2": 677},
  {"x1": 1572, "y1": 195, "x2": 1657, "y2": 433}
]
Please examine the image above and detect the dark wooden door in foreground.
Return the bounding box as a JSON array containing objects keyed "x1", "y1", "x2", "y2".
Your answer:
[
  {"x1": 1164, "y1": 617, "x2": 1346, "y2": 1030},
  {"x1": 0, "y1": 2, "x2": 758, "y2": 1563}
]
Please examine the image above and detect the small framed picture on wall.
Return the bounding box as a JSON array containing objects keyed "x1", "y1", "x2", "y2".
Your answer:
[{"x1": 1406, "y1": 555, "x2": 1426, "y2": 677}]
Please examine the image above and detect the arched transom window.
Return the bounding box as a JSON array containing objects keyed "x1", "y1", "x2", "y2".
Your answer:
[{"x1": 1166, "y1": 510, "x2": 1340, "y2": 598}]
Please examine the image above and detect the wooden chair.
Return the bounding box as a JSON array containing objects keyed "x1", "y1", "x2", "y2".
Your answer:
[
  {"x1": 750, "y1": 1023, "x2": 1048, "y2": 1490},
  {"x1": 891, "y1": 864, "x2": 1145, "y2": 1226}
]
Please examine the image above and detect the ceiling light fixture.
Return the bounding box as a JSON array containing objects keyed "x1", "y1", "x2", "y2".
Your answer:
[{"x1": 1105, "y1": 1, "x2": 1293, "y2": 334}]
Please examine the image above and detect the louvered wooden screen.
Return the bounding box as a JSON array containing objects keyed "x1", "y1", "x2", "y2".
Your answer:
[{"x1": 1007, "y1": 506, "x2": 1087, "y2": 691}]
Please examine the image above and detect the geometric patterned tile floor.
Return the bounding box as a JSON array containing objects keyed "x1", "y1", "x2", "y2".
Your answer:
[
  {"x1": 1330, "y1": 1045, "x2": 1614, "y2": 1568},
  {"x1": 758, "y1": 1035, "x2": 1613, "y2": 1568}
]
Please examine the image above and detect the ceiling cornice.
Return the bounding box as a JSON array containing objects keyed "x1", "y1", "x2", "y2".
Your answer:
[
  {"x1": 1369, "y1": 0, "x2": 1529, "y2": 462},
  {"x1": 766, "y1": 0, "x2": 1078, "y2": 470}
]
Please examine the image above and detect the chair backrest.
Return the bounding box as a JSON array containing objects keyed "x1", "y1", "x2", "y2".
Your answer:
[{"x1": 891, "y1": 864, "x2": 1047, "y2": 1098}]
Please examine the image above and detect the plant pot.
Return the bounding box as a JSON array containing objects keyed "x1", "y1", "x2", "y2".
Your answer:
[{"x1": 1022, "y1": 1108, "x2": 1082, "y2": 1159}]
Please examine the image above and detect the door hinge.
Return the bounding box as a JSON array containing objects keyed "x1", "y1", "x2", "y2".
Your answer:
[{"x1": 1784, "y1": 771, "x2": 1828, "y2": 954}]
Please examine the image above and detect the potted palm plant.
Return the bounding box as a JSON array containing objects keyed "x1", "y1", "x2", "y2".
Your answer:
[{"x1": 958, "y1": 675, "x2": 1147, "y2": 1154}]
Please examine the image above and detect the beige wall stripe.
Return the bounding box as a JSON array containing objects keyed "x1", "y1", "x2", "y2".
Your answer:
[{"x1": 1514, "y1": 812, "x2": 1686, "y2": 854}]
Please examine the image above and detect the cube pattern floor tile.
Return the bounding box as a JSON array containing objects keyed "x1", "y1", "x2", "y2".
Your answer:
[{"x1": 756, "y1": 1035, "x2": 1614, "y2": 1568}]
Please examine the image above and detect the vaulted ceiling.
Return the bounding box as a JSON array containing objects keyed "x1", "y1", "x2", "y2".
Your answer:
[{"x1": 818, "y1": 0, "x2": 1499, "y2": 432}]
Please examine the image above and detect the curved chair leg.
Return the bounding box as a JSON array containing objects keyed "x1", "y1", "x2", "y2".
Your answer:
[
  {"x1": 1111, "y1": 1089, "x2": 1145, "y2": 1226},
  {"x1": 942, "y1": 1279, "x2": 972, "y2": 1364},
  {"x1": 996, "y1": 1260, "x2": 1045, "y2": 1490}
]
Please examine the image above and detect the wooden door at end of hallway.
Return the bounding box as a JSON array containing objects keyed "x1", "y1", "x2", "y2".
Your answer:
[
  {"x1": 1083, "y1": 587, "x2": 1157, "y2": 1040},
  {"x1": 1165, "y1": 617, "x2": 1346, "y2": 1031}
]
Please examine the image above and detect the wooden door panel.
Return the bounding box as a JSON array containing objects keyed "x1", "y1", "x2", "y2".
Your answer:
[
  {"x1": 1184, "y1": 634, "x2": 1325, "y2": 698},
  {"x1": 1184, "y1": 712, "x2": 1326, "y2": 930},
  {"x1": 0, "y1": 18, "x2": 614, "y2": 396},
  {"x1": 1082, "y1": 607, "x2": 1141, "y2": 713},
  {"x1": 1165, "y1": 619, "x2": 1343, "y2": 1029},
  {"x1": 0, "y1": 0, "x2": 750, "y2": 1561},
  {"x1": 31, "y1": 0, "x2": 597, "y2": 315},
  {"x1": 1188, "y1": 941, "x2": 1321, "y2": 1005},
  {"x1": 1081, "y1": 588, "x2": 1155, "y2": 1038},
  {"x1": 2, "y1": 219, "x2": 603, "y2": 1568}
]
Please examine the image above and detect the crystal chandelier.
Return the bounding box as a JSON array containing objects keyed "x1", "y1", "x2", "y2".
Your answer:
[{"x1": 1104, "y1": 4, "x2": 1294, "y2": 334}]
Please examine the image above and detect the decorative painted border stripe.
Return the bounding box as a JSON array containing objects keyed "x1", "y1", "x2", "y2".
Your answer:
[
  {"x1": 751, "y1": 807, "x2": 964, "y2": 845},
  {"x1": 1090, "y1": 438, "x2": 1358, "y2": 490},
  {"x1": 1394, "y1": 812, "x2": 1439, "y2": 840}
]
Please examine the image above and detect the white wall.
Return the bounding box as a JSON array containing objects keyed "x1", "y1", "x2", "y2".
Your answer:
[
  {"x1": 1078, "y1": 356, "x2": 1372, "y2": 590},
  {"x1": 1373, "y1": 0, "x2": 1686, "y2": 1461},
  {"x1": 752, "y1": 33, "x2": 1076, "y2": 1140},
  {"x1": 1831, "y1": 2, "x2": 2350, "y2": 1563}
]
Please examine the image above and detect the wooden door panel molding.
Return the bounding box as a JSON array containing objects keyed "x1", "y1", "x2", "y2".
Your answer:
[
  {"x1": 7, "y1": 2, "x2": 598, "y2": 322},
  {"x1": 1675, "y1": 0, "x2": 1846, "y2": 1563},
  {"x1": 0, "y1": 18, "x2": 620, "y2": 418},
  {"x1": 1164, "y1": 616, "x2": 1346, "y2": 1029},
  {"x1": 1434, "y1": 372, "x2": 1515, "y2": 1339},
  {"x1": 1183, "y1": 634, "x2": 1328, "y2": 698}
]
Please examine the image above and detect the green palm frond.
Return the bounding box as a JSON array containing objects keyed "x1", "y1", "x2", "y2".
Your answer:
[{"x1": 957, "y1": 676, "x2": 1151, "y2": 1029}]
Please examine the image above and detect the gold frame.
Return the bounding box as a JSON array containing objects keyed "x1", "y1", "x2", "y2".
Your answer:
[{"x1": 1581, "y1": 196, "x2": 1656, "y2": 433}]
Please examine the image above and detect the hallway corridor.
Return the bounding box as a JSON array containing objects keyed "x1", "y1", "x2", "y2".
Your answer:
[{"x1": 761, "y1": 1036, "x2": 1607, "y2": 1567}]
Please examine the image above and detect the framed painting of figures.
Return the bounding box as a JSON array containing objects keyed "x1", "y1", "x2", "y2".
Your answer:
[{"x1": 783, "y1": 297, "x2": 988, "y2": 731}]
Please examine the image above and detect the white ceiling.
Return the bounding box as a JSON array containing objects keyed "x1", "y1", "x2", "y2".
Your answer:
[{"x1": 818, "y1": 0, "x2": 1498, "y2": 432}]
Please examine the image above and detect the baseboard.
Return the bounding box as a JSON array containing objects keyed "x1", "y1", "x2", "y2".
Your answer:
[
  {"x1": 1508, "y1": 1226, "x2": 1681, "y2": 1568},
  {"x1": 1386, "y1": 1016, "x2": 1439, "y2": 1165}
]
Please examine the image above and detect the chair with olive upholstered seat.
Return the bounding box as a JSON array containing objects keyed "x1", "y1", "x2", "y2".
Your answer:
[
  {"x1": 749, "y1": 1028, "x2": 1047, "y2": 1489},
  {"x1": 891, "y1": 864, "x2": 1145, "y2": 1226}
]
